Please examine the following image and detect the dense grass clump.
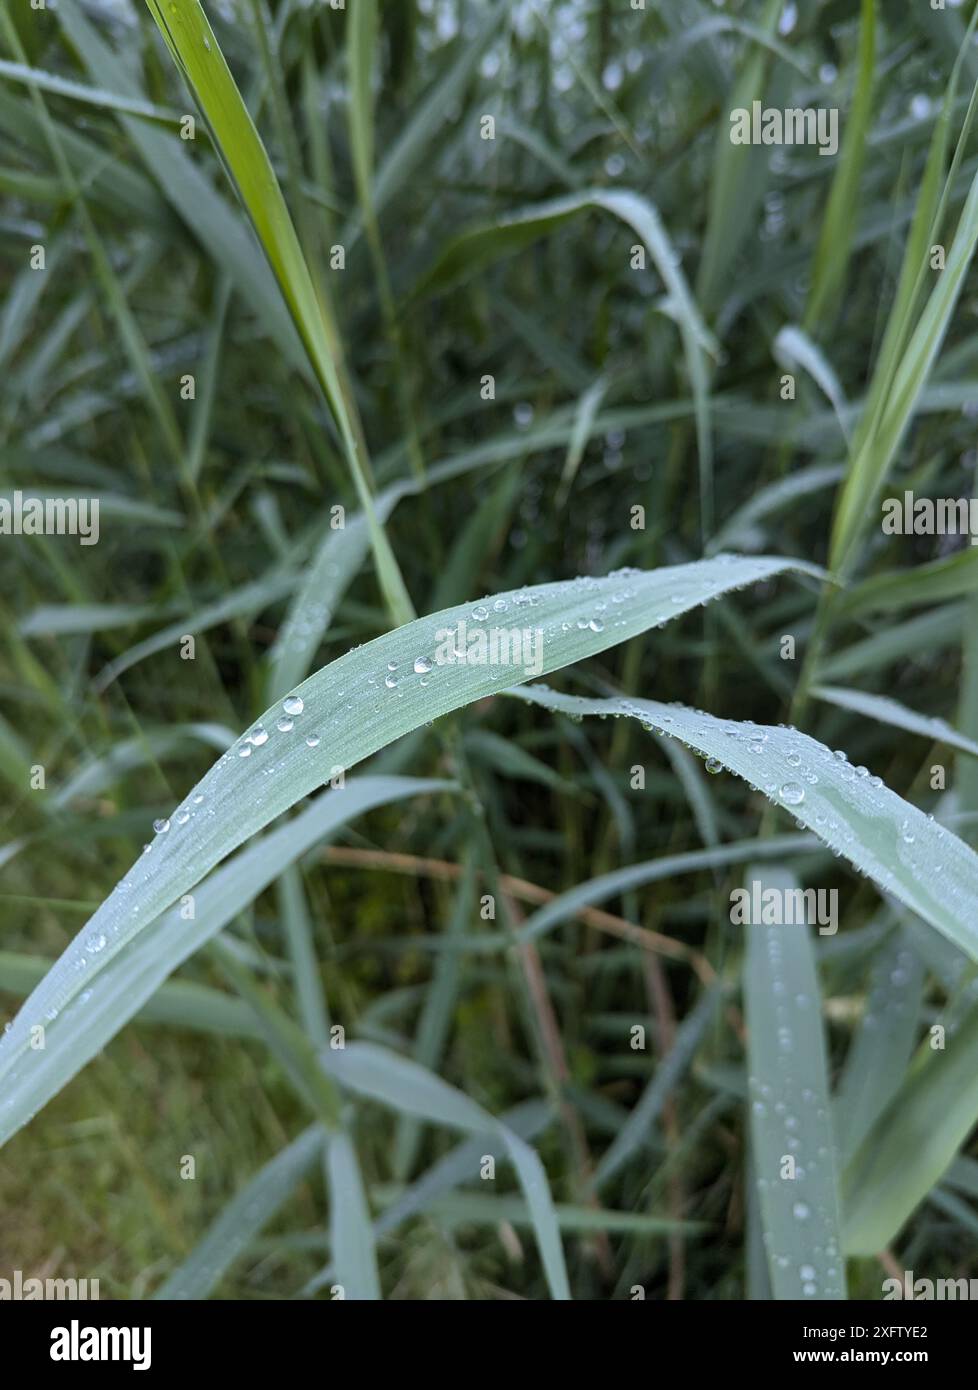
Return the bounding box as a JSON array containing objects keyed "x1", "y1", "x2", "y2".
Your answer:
[{"x1": 2, "y1": 0, "x2": 978, "y2": 1301}]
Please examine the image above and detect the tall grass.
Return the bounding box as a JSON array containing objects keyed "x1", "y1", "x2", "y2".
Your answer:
[{"x1": 1, "y1": 0, "x2": 978, "y2": 1302}]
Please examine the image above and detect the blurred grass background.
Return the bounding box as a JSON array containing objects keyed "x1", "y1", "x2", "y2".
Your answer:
[{"x1": 2, "y1": 0, "x2": 978, "y2": 1298}]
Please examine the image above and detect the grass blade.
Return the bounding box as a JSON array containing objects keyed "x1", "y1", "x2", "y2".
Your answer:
[
  {"x1": 155, "y1": 1127, "x2": 325, "y2": 1299},
  {"x1": 744, "y1": 866, "x2": 846, "y2": 1299},
  {"x1": 325, "y1": 1130, "x2": 381, "y2": 1300},
  {"x1": 514, "y1": 685, "x2": 978, "y2": 962}
]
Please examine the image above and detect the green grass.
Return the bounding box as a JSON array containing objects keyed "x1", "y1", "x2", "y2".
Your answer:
[{"x1": 2, "y1": 0, "x2": 978, "y2": 1302}]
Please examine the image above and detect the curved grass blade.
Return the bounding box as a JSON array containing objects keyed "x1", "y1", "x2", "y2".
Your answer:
[
  {"x1": 93, "y1": 567, "x2": 300, "y2": 692},
  {"x1": 410, "y1": 187, "x2": 717, "y2": 530},
  {"x1": 0, "y1": 556, "x2": 818, "y2": 1133},
  {"x1": 321, "y1": 1041, "x2": 570, "y2": 1300},
  {"x1": 52, "y1": 725, "x2": 236, "y2": 808},
  {"x1": 0, "y1": 777, "x2": 448, "y2": 1147},
  {"x1": 0, "y1": 58, "x2": 182, "y2": 122},
  {"x1": 303, "y1": 1099, "x2": 554, "y2": 1295},
  {"x1": 773, "y1": 325, "x2": 849, "y2": 444},
  {"x1": 508, "y1": 833, "x2": 819, "y2": 956},
  {"x1": 513, "y1": 685, "x2": 978, "y2": 961},
  {"x1": 813, "y1": 684, "x2": 978, "y2": 760},
  {"x1": 709, "y1": 464, "x2": 844, "y2": 554},
  {"x1": 0, "y1": 954, "x2": 263, "y2": 1040}
]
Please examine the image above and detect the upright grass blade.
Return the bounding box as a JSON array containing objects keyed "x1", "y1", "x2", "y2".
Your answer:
[
  {"x1": 833, "y1": 926, "x2": 924, "y2": 1166},
  {"x1": 144, "y1": 0, "x2": 414, "y2": 627},
  {"x1": 744, "y1": 867, "x2": 846, "y2": 1300},
  {"x1": 829, "y1": 48, "x2": 978, "y2": 574},
  {"x1": 695, "y1": 0, "x2": 782, "y2": 314},
  {"x1": 325, "y1": 1130, "x2": 381, "y2": 1301},
  {"x1": 58, "y1": 0, "x2": 302, "y2": 369},
  {"x1": 803, "y1": 0, "x2": 876, "y2": 332},
  {"x1": 348, "y1": 0, "x2": 378, "y2": 220},
  {"x1": 347, "y1": 0, "x2": 505, "y2": 243},
  {"x1": 277, "y1": 865, "x2": 330, "y2": 1050},
  {"x1": 154, "y1": 1126, "x2": 326, "y2": 1299}
]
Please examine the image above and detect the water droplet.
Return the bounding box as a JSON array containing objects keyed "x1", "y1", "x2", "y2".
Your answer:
[
  {"x1": 705, "y1": 757, "x2": 723, "y2": 774},
  {"x1": 239, "y1": 745, "x2": 252, "y2": 758},
  {"x1": 153, "y1": 818, "x2": 170, "y2": 834},
  {"x1": 414, "y1": 655, "x2": 433, "y2": 674},
  {"x1": 779, "y1": 782, "x2": 805, "y2": 806},
  {"x1": 86, "y1": 933, "x2": 106, "y2": 955},
  {"x1": 277, "y1": 716, "x2": 294, "y2": 732},
  {"x1": 305, "y1": 735, "x2": 321, "y2": 748},
  {"x1": 385, "y1": 676, "x2": 398, "y2": 689},
  {"x1": 250, "y1": 725, "x2": 269, "y2": 747},
  {"x1": 471, "y1": 605, "x2": 488, "y2": 621},
  {"x1": 192, "y1": 794, "x2": 205, "y2": 804},
  {"x1": 589, "y1": 618, "x2": 604, "y2": 633},
  {"x1": 176, "y1": 810, "x2": 190, "y2": 826},
  {"x1": 786, "y1": 752, "x2": 801, "y2": 767},
  {"x1": 793, "y1": 1202, "x2": 810, "y2": 1221},
  {"x1": 283, "y1": 695, "x2": 304, "y2": 716}
]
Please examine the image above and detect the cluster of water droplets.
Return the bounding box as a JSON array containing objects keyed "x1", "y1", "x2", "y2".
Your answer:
[{"x1": 230, "y1": 695, "x2": 320, "y2": 764}]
